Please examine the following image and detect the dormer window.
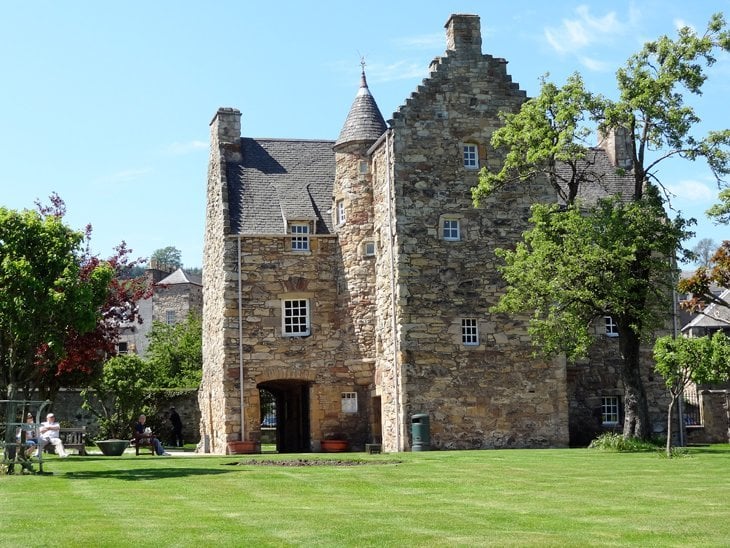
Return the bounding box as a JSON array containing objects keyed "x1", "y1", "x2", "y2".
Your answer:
[
  {"x1": 463, "y1": 144, "x2": 479, "y2": 169},
  {"x1": 289, "y1": 222, "x2": 310, "y2": 251}
]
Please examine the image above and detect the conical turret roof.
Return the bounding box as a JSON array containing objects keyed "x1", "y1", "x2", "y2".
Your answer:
[{"x1": 334, "y1": 70, "x2": 387, "y2": 151}]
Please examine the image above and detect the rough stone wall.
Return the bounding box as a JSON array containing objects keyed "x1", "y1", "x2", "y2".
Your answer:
[
  {"x1": 199, "y1": 108, "x2": 239, "y2": 454},
  {"x1": 234, "y1": 235, "x2": 372, "y2": 447},
  {"x1": 567, "y1": 321, "x2": 671, "y2": 446},
  {"x1": 374, "y1": 17, "x2": 569, "y2": 449},
  {"x1": 153, "y1": 283, "x2": 203, "y2": 324}
]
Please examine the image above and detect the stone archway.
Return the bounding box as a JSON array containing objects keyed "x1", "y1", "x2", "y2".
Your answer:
[{"x1": 257, "y1": 379, "x2": 311, "y2": 453}]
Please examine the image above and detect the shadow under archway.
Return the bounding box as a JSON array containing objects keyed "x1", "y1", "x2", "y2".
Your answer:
[{"x1": 257, "y1": 380, "x2": 310, "y2": 453}]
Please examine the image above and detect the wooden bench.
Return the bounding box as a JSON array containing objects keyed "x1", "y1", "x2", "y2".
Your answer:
[
  {"x1": 44, "y1": 427, "x2": 88, "y2": 456},
  {"x1": 130, "y1": 433, "x2": 157, "y2": 456}
]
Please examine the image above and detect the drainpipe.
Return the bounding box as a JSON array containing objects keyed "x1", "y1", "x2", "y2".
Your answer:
[
  {"x1": 237, "y1": 236, "x2": 246, "y2": 442},
  {"x1": 385, "y1": 129, "x2": 404, "y2": 450}
]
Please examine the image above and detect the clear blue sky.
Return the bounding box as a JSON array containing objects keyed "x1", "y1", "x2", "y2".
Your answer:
[{"x1": 1, "y1": 1, "x2": 728, "y2": 268}]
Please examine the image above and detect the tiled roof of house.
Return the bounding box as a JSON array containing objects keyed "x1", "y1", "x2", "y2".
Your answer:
[
  {"x1": 556, "y1": 148, "x2": 635, "y2": 204},
  {"x1": 157, "y1": 268, "x2": 202, "y2": 286},
  {"x1": 227, "y1": 138, "x2": 336, "y2": 235},
  {"x1": 682, "y1": 288, "x2": 730, "y2": 331},
  {"x1": 334, "y1": 71, "x2": 387, "y2": 150}
]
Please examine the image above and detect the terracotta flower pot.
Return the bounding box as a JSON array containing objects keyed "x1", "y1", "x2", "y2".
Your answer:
[
  {"x1": 227, "y1": 440, "x2": 260, "y2": 454},
  {"x1": 321, "y1": 439, "x2": 349, "y2": 453}
]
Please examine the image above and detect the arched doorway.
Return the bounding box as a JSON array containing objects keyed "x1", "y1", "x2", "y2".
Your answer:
[{"x1": 257, "y1": 380, "x2": 311, "y2": 453}]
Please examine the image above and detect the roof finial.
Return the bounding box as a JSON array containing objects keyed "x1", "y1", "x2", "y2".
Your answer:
[{"x1": 358, "y1": 53, "x2": 368, "y2": 88}]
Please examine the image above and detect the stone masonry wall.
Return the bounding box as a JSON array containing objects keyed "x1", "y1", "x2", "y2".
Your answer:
[
  {"x1": 153, "y1": 283, "x2": 203, "y2": 324},
  {"x1": 379, "y1": 16, "x2": 569, "y2": 449}
]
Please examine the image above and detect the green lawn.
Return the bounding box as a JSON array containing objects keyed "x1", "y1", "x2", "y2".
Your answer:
[{"x1": 1, "y1": 445, "x2": 729, "y2": 547}]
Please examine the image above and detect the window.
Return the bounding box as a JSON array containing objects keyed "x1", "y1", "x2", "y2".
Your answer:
[
  {"x1": 336, "y1": 200, "x2": 345, "y2": 226},
  {"x1": 165, "y1": 310, "x2": 176, "y2": 325},
  {"x1": 289, "y1": 223, "x2": 310, "y2": 251},
  {"x1": 462, "y1": 318, "x2": 479, "y2": 345},
  {"x1": 117, "y1": 342, "x2": 128, "y2": 354},
  {"x1": 341, "y1": 392, "x2": 358, "y2": 413},
  {"x1": 363, "y1": 241, "x2": 376, "y2": 257},
  {"x1": 443, "y1": 219, "x2": 460, "y2": 241},
  {"x1": 463, "y1": 144, "x2": 479, "y2": 169},
  {"x1": 601, "y1": 396, "x2": 620, "y2": 426},
  {"x1": 358, "y1": 160, "x2": 369, "y2": 175},
  {"x1": 605, "y1": 316, "x2": 618, "y2": 337},
  {"x1": 283, "y1": 299, "x2": 310, "y2": 336}
]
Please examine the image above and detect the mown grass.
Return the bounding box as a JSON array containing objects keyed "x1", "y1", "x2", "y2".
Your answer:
[{"x1": 1, "y1": 445, "x2": 729, "y2": 547}]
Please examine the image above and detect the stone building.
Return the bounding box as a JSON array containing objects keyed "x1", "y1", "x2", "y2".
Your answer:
[
  {"x1": 117, "y1": 262, "x2": 202, "y2": 357},
  {"x1": 200, "y1": 14, "x2": 669, "y2": 454}
]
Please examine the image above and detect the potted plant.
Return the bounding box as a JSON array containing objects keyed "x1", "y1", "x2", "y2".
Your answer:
[{"x1": 320, "y1": 433, "x2": 349, "y2": 453}]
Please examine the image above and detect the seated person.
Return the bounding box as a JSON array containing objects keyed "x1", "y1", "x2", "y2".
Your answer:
[
  {"x1": 37, "y1": 413, "x2": 69, "y2": 458},
  {"x1": 133, "y1": 414, "x2": 170, "y2": 456},
  {"x1": 16, "y1": 413, "x2": 37, "y2": 458}
]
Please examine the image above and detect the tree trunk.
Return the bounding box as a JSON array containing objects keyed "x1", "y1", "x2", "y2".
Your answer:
[
  {"x1": 618, "y1": 324, "x2": 651, "y2": 440},
  {"x1": 666, "y1": 394, "x2": 677, "y2": 457}
]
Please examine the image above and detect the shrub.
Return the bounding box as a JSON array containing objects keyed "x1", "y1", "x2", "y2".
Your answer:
[{"x1": 588, "y1": 432, "x2": 662, "y2": 452}]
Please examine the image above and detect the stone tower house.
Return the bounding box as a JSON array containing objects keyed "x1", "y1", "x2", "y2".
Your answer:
[{"x1": 199, "y1": 14, "x2": 667, "y2": 454}]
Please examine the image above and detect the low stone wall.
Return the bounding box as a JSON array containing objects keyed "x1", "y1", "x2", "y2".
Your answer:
[
  {"x1": 13, "y1": 389, "x2": 200, "y2": 446},
  {"x1": 686, "y1": 390, "x2": 729, "y2": 444}
]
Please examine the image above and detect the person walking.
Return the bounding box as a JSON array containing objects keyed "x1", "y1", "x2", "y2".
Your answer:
[{"x1": 169, "y1": 407, "x2": 183, "y2": 448}]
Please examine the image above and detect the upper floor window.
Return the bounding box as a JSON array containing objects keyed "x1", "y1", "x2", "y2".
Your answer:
[
  {"x1": 336, "y1": 200, "x2": 345, "y2": 226},
  {"x1": 462, "y1": 318, "x2": 479, "y2": 346},
  {"x1": 289, "y1": 223, "x2": 310, "y2": 251},
  {"x1": 463, "y1": 144, "x2": 479, "y2": 169},
  {"x1": 117, "y1": 342, "x2": 129, "y2": 354},
  {"x1": 601, "y1": 396, "x2": 620, "y2": 426},
  {"x1": 443, "y1": 219, "x2": 460, "y2": 241},
  {"x1": 283, "y1": 299, "x2": 310, "y2": 336},
  {"x1": 605, "y1": 316, "x2": 618, "y2": 337},
  {"x1": 358, "y1": 160, "x2": 369, "y2": 175},
  {"x1": 165, "y1": 310, "x2": 176, "y2": 325}
]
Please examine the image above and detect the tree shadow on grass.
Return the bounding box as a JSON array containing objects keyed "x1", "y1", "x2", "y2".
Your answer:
[{"x1": 64, "y1": 467, "x2": 248, "y2": 481}]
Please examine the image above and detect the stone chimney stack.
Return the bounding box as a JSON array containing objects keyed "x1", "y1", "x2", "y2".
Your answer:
[
  {"x1": 598, "y1": 127, "x2": 633, "y2": 170},
  {"x1": 209, "y1": 107, "x2": 242, "y2": 162},
  {"x1": 445, "y1": 14, "x2": 482, "y2": 55}
]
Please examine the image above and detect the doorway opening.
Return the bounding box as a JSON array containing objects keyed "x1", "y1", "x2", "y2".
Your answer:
[{"x1": 257, "y1": 380, "x2": 311, "y2": 453}]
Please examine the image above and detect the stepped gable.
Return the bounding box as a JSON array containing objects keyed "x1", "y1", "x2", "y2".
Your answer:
[
  {"x1": 227, "y1": 138, "x2": 336, "y2": 235},
  {"x1": 334, "y1": 70, "x2": 387, "y2": 151}
]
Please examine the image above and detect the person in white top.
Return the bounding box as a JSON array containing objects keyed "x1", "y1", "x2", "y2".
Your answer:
[{"x1": 37, "y1": 413, "x2": 69, "y2": 458}]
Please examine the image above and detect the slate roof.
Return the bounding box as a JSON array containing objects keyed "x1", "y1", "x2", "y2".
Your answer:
[
  {"x1": 334, "y1": 71, "x2": 387, "y2": 150},
  {"x1": 157, "y1": 268, "x2": 202, "y2": 286},
  {"x1": 227, "y1": 138, "x2": 336, "y2": 235},
  {"x1": 682, "y1": 288, "x2": 730, "y2": 331},
  {"x1": 556, "y1": 148, "x2": 635, "y2": 205}
]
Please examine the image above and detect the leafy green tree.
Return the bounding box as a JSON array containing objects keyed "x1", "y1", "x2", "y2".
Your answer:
[
  {"x1": 653, "y1": 332, "x2": 730, "y2": 456},
  {"x1": 150, "y1": 246, "x2": 183, "y2": 270},
  {"x1": 0, "y1": 204, "x2": 112, "y2": 400},
  {"x1": 81, "y1": 355, "x2": 158, "y2": 439},
  {"x1": 146, "y1": 313, "x2": 202, "y2": 388},
  {"x1": 473, "y1": 14, "x2": 730, "y2": 439},
  {"x1": 707, "y1": 188, "x2": 730, "y2": 224}
]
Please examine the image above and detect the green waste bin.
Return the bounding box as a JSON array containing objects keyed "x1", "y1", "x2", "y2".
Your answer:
[{"x1": 411, "y1": 413, "x2": 430, "y2": 451}]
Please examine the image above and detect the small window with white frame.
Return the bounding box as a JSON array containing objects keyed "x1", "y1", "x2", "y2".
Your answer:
[
  {"x1": 362, "y1": 240, "x2": 376, "y2": 257},
  {"x1": 336, "y1": 200, "x2": 345, "y2": 226},
  {"x1": 117, "y1": 342, "x2": 129, "y2": 354},
  {"x1": 358, "y1": 160, "x2": 369, "y2": 175},
  {"x1": 463, "y1": 143, "x2": 479, "y2": 169},
  {"x1": 462, "y1": 318, "x2": 479, "y2": 346},
  {"x1": 289, "y1": 222, "x2": 310, "y2": 251},
  {"x1": 604, "y1": 316, "x2": 618, "y2": 337},
  {"x1": 283, "y1": 299, "x2": 310, "y2": 336},
  {"x1": 341, "y1": 392, "x2": 358, "y2": 413},
  {"x1": 601, "y1": 396, "x2": 620, "y2": 426},
  {"x1": 165, "y1": 310, "x2": 176, "y2": 325},
  {"x1": 443, "y1": 218, "x2": 460, "y2": 241}
]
